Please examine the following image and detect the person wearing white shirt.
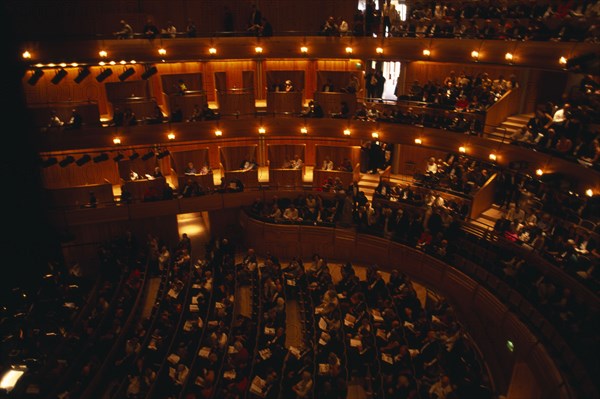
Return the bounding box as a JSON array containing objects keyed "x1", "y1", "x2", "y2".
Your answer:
[
  {"x1": 322, "y1": 156, "x2": 334, "y2": 170},
  {"x1": 291, "y1": 154, "x2": 303, "y2": 169},
  {"x1": 284, "y1": 204, "x2": 301, "y2": 221}
]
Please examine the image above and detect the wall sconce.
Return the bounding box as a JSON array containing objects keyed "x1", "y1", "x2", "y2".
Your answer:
[
  {"x1": 255, "y1": 46, "x2": 263, "y2": 54},
  {"x1": 215, "y1": 129, "x2": 222, "y2": 137},
  {"x1": 422, "y1": 49, "x2": 431, "y2": 57},
  {"x1": 300, "y1": 46, "x2": 308, "y2": 54},
  {"x1": 209, "y1": 47, "x2": 217, "y2": 54},
  {"x1": 586, "y1": 189, "x2": 594, "y2": 197},
  {"x1": 22, "y1": 51, "x2": 31, "y2": 59},
  {"x1": 300, "y1": 127, "x2": 308, "y2": 134},
  {"x1": 471, "y1": 50, "x2": 479, "y2": 60},
  {"x1": 113, "y1": 137, "x2": 121, "y2": 145},
  {"x1": 559, "y1": 56, "x2": 567, "y2": 66},
  {"x1": 167, "y1": 132, "x2": 176, "y2": 140},
  {"x1": 372, "y1": 132, "x2": 379, "y2": 139},
  {"x1": 258, "y1": 127, "x2": 266, "y2": 134},
  {"x1": 99, "y1": 50, "x2": 108, "y2": 58},
  {"x1": 489, "y1": 153, "x2": 497, "y2": 161},
  {"x1": 345, "y1": 47, "x2": 353, "y2": 54},
  {"x1": 459, "y1": 146, "x2": 466, "y2": 153},
  {"x1": 414, "y1": 138, "x2": 422, "y2": 144},
  {"x1": 158, "y1": 48, "x2": 167, "y2": 56},
  {"x1": 505, "y1": 52, "x2": 513, "y2": 62},
  {"x1": 343, "y1": 129, "x2": 351, "y2": 136},
  {"x1": 376, "y1": 47, "x2": 383, "y2": 54}
]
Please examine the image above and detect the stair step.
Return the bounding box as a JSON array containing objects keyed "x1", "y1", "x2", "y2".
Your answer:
[{"x1": 502, "y1": 120, "x2": 527, "y2": 128}]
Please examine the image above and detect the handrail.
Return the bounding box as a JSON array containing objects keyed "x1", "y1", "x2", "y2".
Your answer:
[{"x1": 483, "y1": 88, "x2": 521, "y2": 135}]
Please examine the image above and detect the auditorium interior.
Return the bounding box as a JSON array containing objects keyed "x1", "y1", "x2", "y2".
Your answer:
[{"x1": 2, "y1": 1, "x2": 599, "y2": 399}]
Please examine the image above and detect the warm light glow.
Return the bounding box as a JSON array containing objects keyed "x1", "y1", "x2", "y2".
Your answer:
[
  {"x1": 22, "y1": 51, "x2": 31, "y2": 59},
  {"x1": 35, "y1": 63, "x2": 44, "y2": 68},
  {"x1": 559, "y1": 56, "x2": 568, "y2": 65},
  {"x1": 59, "y1": 63, "x2": 67, "y2": 68},
  {"x1": 215, "y1": 129, "x2": 222, "y2": 137},
  {"x1": 300, "y1": 46, "x2": 308, "y2": 53},
  {"x1": 422, "y1": 49, "x2": 431, "y2": 57},
  {"x1": 112, "y1": 137, "x2": 121, "y2": 145},
  {"x1": 70, "y1": 62, "x2": 78, "y2": 67},
  {"x1": 343, "y1": 129, "x2": 351, "y2": 136},
  {"x1": 459, "y1": 146, "x2": 466, "y2": 153},
  {"x1": 376, "y1": 47, "x2": 383, "y2": 54},
  {"x1": 99, "y1": 61, "x2": 106, "y2": 66},
  {"x1": 158, "y1": 48, "x2": 167, "y2": 55},
  {"x1": 120, "y1": 60, "x2": 127, "y2": 65},
  {"x1": 209, "y1": 47, "x2": 217, "y2": 54},
  {"x1": 99, "y1": 50, "x2": 108, "y2": 58},
  {"x1": 47, "y1": 63, "x2": 56, "y2": 67},
  {"x1": 345, "y1": 47, "x2": 353, "y2": 54},
  {"x1": 489, "y1": 153, "x2": 497, "y2": 161},
  {"x1": 586, "y1": 189, "x2": 594, "y2": 197},
  {"x1": 0, "y1": 368, "x2": 25, "y2": 392},
  {"x1": 258, "y1": 127, "x2": 266, "y2": 134},
  {"x1": 414, "y1": 138, "x2": 422, "y2": 145},
  {"x1": 130, "y1": 60, "x2": 137, "y2": 64},
  {"x1": 372, "y1": 132, "x2": 379, "y2": 139},
  {"x1": 471, "y1": 50, "x2": 479, "y2": 59},
  {"x1": 255, "y1": 46, "x2": 263, "y2": 54},
  {"x1": 167, "y1": 132, "x2": 176, "y2": 140},
  {"x1": 536, "y1": 168, "x2": 544, "y2": 176},
  {"x1": 109, "y1": 60, "x2": 116, "y2": 65},
  {"x1": 300, "y1": 127, "x2": 308, "y2": 134},
  {"x1": 505, "y1": 52, "x2": 513, "y2": 61}
]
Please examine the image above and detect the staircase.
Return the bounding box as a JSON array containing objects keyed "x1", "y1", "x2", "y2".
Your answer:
[
  {"x1": 488, "y1": 113, "x2": 534, "y2": 143},
  {"x1": 358, "y1": 172, "x2": 412, "y2": 202}
]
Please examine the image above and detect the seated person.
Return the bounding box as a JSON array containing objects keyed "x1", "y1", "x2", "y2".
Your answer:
[
  {"x1": 199, "y1": 163, "x2": 211, "y2": 175},
  {"x1": 338, "y1": 158, "x2": 353, "y2": 172},
  {"x1": 322, "y1": 156, "x2": 334, "y2": 170},
  {"x1": 184, "y1": 162, "x2": 197, "y2": 175},
  {"x1": 291, "y1": 154, "x2": 303, "y2": 170},
  {"x1": 129, "y1": 170, "x2": 140, "y2": 180},
  {"x1": 188, "y1": 104, "x2": 203, "y2": 122},
  {"x1": 341, "y1": 75, "x2": 360, "y2": 94},
  {"x1": 322, "y1": 78, "x2": 335, "y2": 92},
  {"x1": 301, "y1": 101, "x2": 324, "y2": 118},
  {"x1": 47, "y1": 110, "x2": 64, "y2": 129},
  {"x1": 241, "y1": 159, "x2": 258, "y2": 171},
  {"x1": 64, "y1": 108, "x2": 83, "y2": 130},
  {"x1": 152, "y1": 166, "x2": 163, "y2": 178},
  {"x1": 331, "y1": 101, "x2": 350, "y2": 118},
  {"x1": 284, "y1": 79, "x2": 294, "y2": 92},
  {"x1": 202, "y1": 103, "x2": 219, "y2": 120}
]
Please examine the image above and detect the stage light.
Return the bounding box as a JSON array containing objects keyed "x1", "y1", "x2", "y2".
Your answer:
[
  {"x1": 157, "y1": 149, "x2": 171, "y2": 159},
  {"x1": 96, "y1": 68, "x2": 113, "y2": 82},
  {"x1": 113, "y1": 153, "x2": 124, "y2": 162},
  {"x1": 27, "y1": 69, "x2": 44, "y2": 86},
  {"x1": 93, "y1": 153, "x2": 109, "y2": 163},
  {"x1": 423, "y1": 49, "x2": 431, "y2": 57},
  {"x1": 59, "y1": 156, "x2": 75, "y2": 167},
  {"x1": 118, "y1": 67, "x2": 135, "y2": 81},
  {"x1": 75, "y1": 154, "x2": 91, "y2": 166},
  {"x1": 74, "y1": 66, "x2": 91, "y2": 84},
  {"x1": 141, "y1": 150, "x2": 155, "y2": 160},
  {"x1": 129, "y1": 151, "x2": 139, "y2": 160},
  {"x1": 141, "y1": 65, "x2": 158, "y2": 80},
  {"x1": 51, "y1": 69, "x2": 68, "y2": 84},
  {"x1": 42, "y1": 157, "x2": 58, "y2": 167},
  {"x1": 343, "y1": 129, "x2": 351, "y2": 136}
]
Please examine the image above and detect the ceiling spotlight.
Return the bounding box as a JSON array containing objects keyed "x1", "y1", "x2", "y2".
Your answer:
[
  {"x1": 96, "y1": 68, "x2": 113, "y2": 82},
  {"x1": 471, "y1": 50, "x2": 479, "y2": 60},
  {"x1": 141, "y1": 150, "x2": 155, "y2": 161},
  {"x1": 489, "y1": 153, "x2": 497, "y2": 161},
  {"x1": 27, "y1": 69, "x2": 44, "y2": 86},
  {"x1": 215, "y1": 129, "x2": 222, "y2": 137},
  {"x1": 59, "y1": 156, "x2": 75, "y2": 167},
  {"x1": 113, "y1": 153, "x2": 124, "y2": 162},
  {"x1": 376, "y1": 47, "x2": 383, "y2": 54},
  {"x1": 209, "y1": 47, "x2": 217, "y2": 54},
  {"x1": 129, "y1": 151, "x2": 139, "y2": 160},
  {"x1": 414, "y1": 138, "x2": 422, "y2": 144},
  {"x1": 372, "y1": 132, "x2": 379, "y2": 139},
  {"x1": 167, "y1": 132, "x2": 176, "y2": 140},
  {"x1": 423, "y1": 49, "x2": 431, "y2": 57},
  {"x1": 505, "y1": 52, "x2": 513, "y2": 61},
  {"x1": 255, "y1": 46, "x2": 263, "y2": 54},
  {"x1": 74, "y1": 66, "x2": 91, "y2": 84},
  {"x1": 300, "y1": 46, "x2": 308, "y2": 54},
  {"x1": 141, "y1": 65, "x2": 158, "y2": 80},
  {"x1": 93, "y1": 153, "x2": 109, "y2": 163},
  {"x1": 75, "y1": 154, "x2": 91, "y2": 166},
  {"x1": 118, "y1": 67, "x2": 135, "y2": 81},
  {"x1": 258, "y1": 127, "x2": 266, "y2": 134},
  {"x1": 51, "y1": 68, "x2": 68, "y2": 84},
  {"x1": 156, "y1": 149, "x2": 171, "y2": 159},
  {"x1": 113, "y1": 137, "x2": 121, "y2": 145},
  {"x1": 458, "y1": 146, "x2": 466, "y2": 153},
  {"x1": 345, "y1": 47, "x2": 353, "y2": 54},
  {"x1": 300, "y1": 127, "x2": 308, "y2": 134},
  {"x1": 42, "y1": 157, "x2": 58, "y2": 167},
  {"x1": 343, "y1": 129, "x2": 351, "y2": 136}
]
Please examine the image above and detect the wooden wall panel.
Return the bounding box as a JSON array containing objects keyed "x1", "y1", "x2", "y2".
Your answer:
[{"x1": 41, "y1": 157, "x2": 121, "y2": 188}]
